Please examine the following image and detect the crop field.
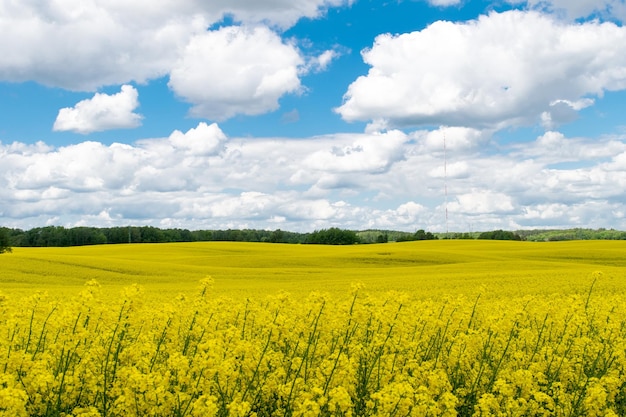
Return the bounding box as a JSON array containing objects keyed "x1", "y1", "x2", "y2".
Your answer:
[{"x1": 1, "y1": 240, "x2": 626, "y2": 416}]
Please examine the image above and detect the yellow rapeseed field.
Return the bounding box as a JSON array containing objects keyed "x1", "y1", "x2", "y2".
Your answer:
[{"x1": 1, "y1": 240, "x2": 625, "y2": 416}]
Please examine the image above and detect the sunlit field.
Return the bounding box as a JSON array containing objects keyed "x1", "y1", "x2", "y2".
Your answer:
[
  {"x1": 1, "y1": 240, "x2": 626, "y2": 416},
  {"x1": 2, "y1": 240, "x2": 625, "y2": 298}
]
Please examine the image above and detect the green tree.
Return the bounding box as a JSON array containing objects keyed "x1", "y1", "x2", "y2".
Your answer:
[
  {"x1": 306, "y1": 228, "x2": 360, "y2": 245},
  {"x1": 269, "y1": 229, "x2": 286, "y2": 243},
  {"x1": 413, "y1": 229, "x2": 436, "y2": 240},
  {"x1": 0, "y1": 228, "x2": 12, "y2": 254},
  {"x1": 478, "y1": 230, "x2": 522, "y2": 241}
]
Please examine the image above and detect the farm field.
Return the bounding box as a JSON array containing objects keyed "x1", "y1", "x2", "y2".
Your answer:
[
  {"x1": 1, "y1": 240, "x2": 626, "y2": 416},
  {"x1": 2, "y1": 239, "x2": 625, "y2": 298}
]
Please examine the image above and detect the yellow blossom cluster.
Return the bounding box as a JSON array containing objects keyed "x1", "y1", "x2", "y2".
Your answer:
[{"x1": 1, "y1": 271, "x2": 626, "y2": 417}]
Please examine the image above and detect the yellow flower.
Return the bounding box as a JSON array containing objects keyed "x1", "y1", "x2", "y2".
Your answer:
[
  {"x1": 69, "y1": 406, "x2": 102, "y2": 417},
  {"x1": 0, "y1": 380, "x2": 28, "y2": 417}
]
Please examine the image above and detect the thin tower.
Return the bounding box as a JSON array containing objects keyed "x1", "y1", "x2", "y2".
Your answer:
[{"x1": 444, "y1": 131, "x2": 449, "y2": 235}]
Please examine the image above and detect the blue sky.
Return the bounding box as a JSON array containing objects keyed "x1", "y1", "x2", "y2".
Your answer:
[{"x1": 1, "y1": 0, "x2": 626, "y2": 232}]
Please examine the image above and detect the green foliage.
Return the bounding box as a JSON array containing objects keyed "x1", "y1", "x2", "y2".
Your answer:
[
  {"x1": 518, "y1": 228, "x2": 626, "y2": 241},
  {"x1": 0, "y1": 227, "x2": 12, "y2": 254},
  {"x1": 3, "y1": 225, "x2": 625, "y2": 248},
  {"x1": 478, "y1": 230, "x2": 522, "y2": 241},
  {"x1": 440, "y1": 232, "x2": 477, "y2": 239},
  {"x1": 305, "y1": 227, "x2": 360, "y2": 245},
  {"x1": 396, "y1": 229, "x2": 437, "y2": 242},
  {"x1": 356, "y1": 230, "x2": 396, "y2": 243},
  {"x1": 265, "y1": 229, "x2": 303, "y2": 243},
  {"x1": 357, "y1": 229, "x2": 436, "y2": 243},
  {"x1": 414, "y1": 229, "x2": 437, "y2": 241}
]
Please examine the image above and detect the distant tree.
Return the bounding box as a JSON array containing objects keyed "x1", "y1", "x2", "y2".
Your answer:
[
  {"x1": 394, "y1": 233, "x2": 414, "y2": 242},
  {"x1": 191, "y1": 230, "x2": 213, "y2": 241},
  {"x1": 139, "y1": 226, "x2": 165, "y2": 243},
  {"x1": 478, "y1": 230, "x2": 522, "y2": 241},
  {"x1": 414, "y1": 229, "x2": 436, "y2": 240},
  {"x1": 306, "y1": 228, "x2": 360, "y2": 245},
  {"x1": 68, "y1": 227, "x2": 107, "y2": 246},
  {"x1": 0, "y1": 228, "x2": 12, "y2": 254},
  {"x1": 376, "y1": 233, "x2": 388, "y2": 243},
  {"x1": 269, "y1": 229, "x2": 286, "y2": 243},
  {"x1": 448, "y1": 232, "x2": 474, "y2": 239},
  {"x1": 395, "y1": 229, "x2": 437, "y2": 242}
]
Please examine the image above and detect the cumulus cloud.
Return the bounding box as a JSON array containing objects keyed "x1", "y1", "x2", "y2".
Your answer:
[
  {"x1": 420, "y1": 127, "x2": 492, "y2": 152},
  {"x1": 168, "y1": 122, "x2": 227, "y2": 155},
  {"x1": 207, "y1": 0, "x2": 354, "y2": 29},
  {"x1": 168, "y1": 26, "x2": 304, "y2": 120},
  {"x1": 540, "y1": 98, "x2": 595, "y2": 129},
  {"x1": 53, "y1": 85, "x2": 142, "y2": 134},
  {"x1": 305, "y1": 49, "x2": 341, "y2": 73},
  {"x1": 510, "y1": 0, "x2": 626, "y2": 22},
  {"x1": 511, "y1": 131, "x2": 625, "y2": 163},
  {"x1": 2, "y1": 123, "x2": 626, "y2": 232},
  {"x1": 0, "y1": 2, "x2": 205, "y2": 90},
  {"x1": 336, "y1": 10, "x2": 626, "y2": 131},
  {"x1": 302, "y1": 130, "x2": 408, "y2": 174},
  {"x1": 0, "y1": 0, "x2": 351, "y2": 90},
  {"x1": 449, "y1": 191, "x2": 516, "y2": 215}
]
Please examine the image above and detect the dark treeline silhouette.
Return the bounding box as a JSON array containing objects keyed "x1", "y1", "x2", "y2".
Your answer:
[
  {"x1": 2, "y1": 225, "x2": 443, "y2": 247},
  {"x1": 395, "y1": 229, "x2": 437, "y2": 242},
  {"x1": 477, "y1": 229, "x2": 523, "y2": 241},
  {"x1": 2, "y1": 225, "x2": 447, "y2": 248},
  {"x1": 3, "y1": 226, "x2": 307, "y2": 247},
  {"x1": 2, "y1": 226, "x2": 623, "y2": 250},
  {"x1": 305, "y1": 228, "x2": 360, "y2": 245},
  {"x1": 518, "y1": 228, "x2": 626, "y2": 241},
  {"x1": 0, "y1": 227, "x2": 12, "y2": 253},
  {"x1": 0, "y1": 225, "x2": 372, "y2": 247},
  {"x1": 356, "y1": 229, "x2": 438, "y2": 243}
]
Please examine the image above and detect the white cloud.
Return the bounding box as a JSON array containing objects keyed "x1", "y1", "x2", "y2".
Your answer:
[
  {"x1": 305, "y1": 49, "x2": 341, "y2": 73},
  {"x1": 541, "y1": 98, "x2": 595, "y2": 129},
  {"x1": 0, "y1": 0, "x2": 351, "y2": 90},
  {"x1": 168, "y1": 26, "x2": 304, "y2": 120},
  {"x1": 510, "y1": 0, "x2": 626, "y2": 22},
  {"x1": 395, "y1": 201, "x2": 428, "y2": 222},
  {"x1": 427, "y1": 0, "x2": 462, "y2": 6},
  {"x1": 336, "y1": 10, "x2": 626, "y2": 131},
  {"x1": 428, "y1": 161, "x2": 470, "y2": 179},
  {"x1": 281, "y1": 109, "x2": 301, "y2": 123},
  {"x1": 302, "y1": 130, "x2": 408, "y2": 174},
  {"x1": 53, "y1": 85, "x2": 142, "y2": 134},
  {"x1": 2, "y1": 124, "x2": 626, "y2": 232},
  {"x1": 204, "y1": 0, "x2": 354, "y2": 29},
  {"x1": 421, "y1": 126, "x2": 492, "y2": 152},
  {"x1": 0, "y1": 2, "x2": 206, "y2": 90},
  {"x1": 168, "y1": 122, "x2": 227, "y2": 155},
  {"x1": 449, "y1": 191, "x2": 516, "y2": 215},
  {"x1": 512, "y1": 131, "x2": 626, "y2": 163}
]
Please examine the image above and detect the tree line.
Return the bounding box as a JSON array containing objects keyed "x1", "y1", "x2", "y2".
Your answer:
[
  {"x1": 518, "y1": 228, "x2": 626, "y2": 241},
  {"x1": 1, "y1": 226, "x2": 624, "y2": 252},
  {"x1": 0, "y1": 226, "x2": 443, "y2": 249},
  {"x1": 0, "y1": 226, "x2": 366, "y2": 248}
]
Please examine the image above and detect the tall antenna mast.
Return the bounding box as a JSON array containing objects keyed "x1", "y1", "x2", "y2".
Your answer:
[{"x1": 444, "y1": 130, "x2": 449, "y2": 235}]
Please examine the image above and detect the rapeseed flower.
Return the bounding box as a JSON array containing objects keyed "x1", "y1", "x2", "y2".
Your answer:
[{"x1": 2, "y1": 268, "x2": 626, "y2": 416}]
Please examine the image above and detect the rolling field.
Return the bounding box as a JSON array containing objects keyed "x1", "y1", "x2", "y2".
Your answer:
[
  {"x1": 1, "y1": 240, "x2": 626, "y2": 416},
  {"x1": 1, "y1": 240, "x2": 625, "y2": 298}
]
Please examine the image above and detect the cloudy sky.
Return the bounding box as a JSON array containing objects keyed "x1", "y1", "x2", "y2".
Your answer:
[{"x1": 1, "y1": 0, "x2": 626, "y2": 233}]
